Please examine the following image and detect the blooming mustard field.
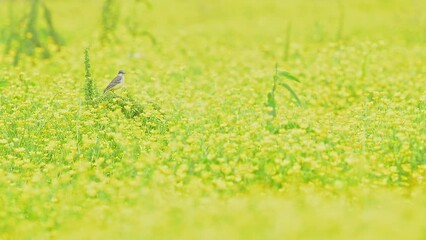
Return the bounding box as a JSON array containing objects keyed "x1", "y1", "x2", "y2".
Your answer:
[{"x1": 0, "y1": 0, "x2": 426, "y2": 239}]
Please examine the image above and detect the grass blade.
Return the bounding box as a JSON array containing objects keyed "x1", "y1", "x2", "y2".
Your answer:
[
  {"x1": 279, "y1": 82, "x2": 302, "y2": 106},
  {"x1": 278, "y1": 71, "x2": 300, "y2": 83},
  {"x1": 265, "y1": 91, "x2": 277, "y2": 117}
]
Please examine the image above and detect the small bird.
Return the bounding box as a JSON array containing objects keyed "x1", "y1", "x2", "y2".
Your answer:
[{"x1": 103, "y1": 70, "x2": 125, "y2": 94}]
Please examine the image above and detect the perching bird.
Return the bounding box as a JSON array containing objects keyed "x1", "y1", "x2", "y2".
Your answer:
[{"x1": 103, "y1": 70, "x2": 125, "y2": 94}]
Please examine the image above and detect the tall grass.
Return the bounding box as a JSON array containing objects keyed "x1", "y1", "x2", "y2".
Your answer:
[
  {"x1": 265, "y1": 64, "x2": 301, "y2": 133},
  {"x1": 3, "y1": 0, "x2": 19, "y2": 55},
  {"x1": 42, "y1": 2, "x2": 64, "y2": 48},
  {"x1": 3, "y1": 0, "x2": 64, "y2": 65},
  {"x1": 84, "y1": 47, "x2": 96, "y2": 103},
  {"x1": 125, "y1": 0, "x2": 156, "y2": 45},
  {"x1": 100, "y1": 0, "x2": 120, "y2": 44}
]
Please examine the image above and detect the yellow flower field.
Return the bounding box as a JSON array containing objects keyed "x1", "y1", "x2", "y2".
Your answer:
[{"x1": 0, "y1": 0, "x2": 425, "y2": 239}]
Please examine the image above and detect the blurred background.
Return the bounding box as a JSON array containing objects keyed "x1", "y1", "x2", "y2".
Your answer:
[
  {"x1": 1, "y1": 0, "x2": 425, "y2": 52},
  {"x1": 0, "y1": 1, "x2": 425, "y2": 239}
]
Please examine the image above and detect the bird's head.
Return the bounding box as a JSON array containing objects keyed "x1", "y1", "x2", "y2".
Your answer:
[{"x1": 118, "y1": 70, "x2": 126, "y2": 75}]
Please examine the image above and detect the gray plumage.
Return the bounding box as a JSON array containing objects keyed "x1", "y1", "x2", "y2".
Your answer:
[{"x1": 103, "y1": 70, "x2": 125, "y2": 93}]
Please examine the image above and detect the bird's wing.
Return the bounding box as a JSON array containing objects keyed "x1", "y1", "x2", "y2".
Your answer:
[{"x1": 104, "y1": 75, "x2": 122, "y2": 93}]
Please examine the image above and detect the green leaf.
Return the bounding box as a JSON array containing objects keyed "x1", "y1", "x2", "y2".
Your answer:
[
  {"x1": 278, "y1": 71, "x2": 300, "y2": 83},
  {"x1": 265, "y1": 91, "x2": 277, "y2": 117},
  {"x1": 279, "y1": 83, "x2": 302, "y2": 106},
  {"x1": 266, "y1": 92, "x2": 276, "y2": 107}
]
